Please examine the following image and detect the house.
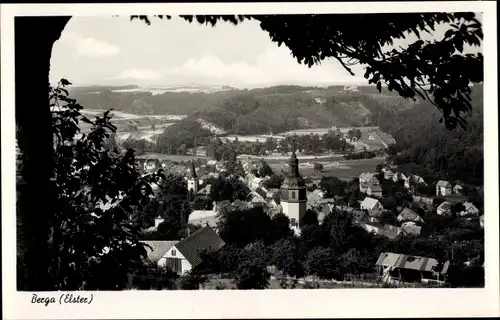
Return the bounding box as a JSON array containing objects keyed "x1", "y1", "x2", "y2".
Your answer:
[
  {"x1": 250, "y1": 176, "x2": 263, "y2": 190},
  {"x1": 404, "y1": 175, "x2": 426, "y2": 191},
  {"x1": 144, "y1": 159, "x2": 158, "y2": 172},
  {"x1": 335, "y1": 204, "x2": 354, "y2": 213},
  {"x1": 402, "y1": 224, "x2": 422, "y2": 237},
  {"x1": 384, "y1": 170, "x2": 395, "y2": 180},
  {"x1": 307, "y1": 190, "x2": 324, "y2": 209},
  {"x1": 232, "y1": 199, "x2": 251, "y2": 211},
  {"x1": 360, "y1": 197, "x2": 384, "y2": 214},
  {"x1": 351, "y1": 209, "x2": 368, "y2": 223},
  {"x1": 249, "y1": 190, "x2": 266, "y2": 208},
  {"x1": 255, "y1": 187, "x2": 268, "y2": 199},
  {"x1": 453, "y1": 184, "x2": 464, "y2": 195},
  {"x1": 141, "y1": 240, "x2": 180, "y2": 265},
  {"x1": 397, "y1": 208, "x2": 424, "y2": 224},
  {"x1": 156, "y1": 226, "x2": 225, "y2": 275},
  {"x1": 401, "y1": 221, "x2": 417, "y2": 228},
  {"x1": 357, "y1": 222, "x2": 402, "y2": 240},
  {"x1": 375, "y1": 252, "x2": 450, "y2": 285},
  {"x1": 189, "y1": 206, "x2": 219, "y2": 229},
  {"x1": 436, "y1": 180, "x2": 452, "y2": 196},
  {"x1": 459, "y1": 201, "x2": 480, "y2": 217},
  {"x1": 266, "y1": 188, "x2": 279, "y2": 199},
  {"x1": 366, "y1": 184, "x2": 383, "y2": 198},
  {"x1": 392, "y1": 172, "x2": 407, "y2": 182},
  {"x1": 359, "y1": 172, "x2": 375, "y2": 184},
  {"x1": 359, "y1": 173, "x2": 380, "y2": 193},
  {"x1": 207, "y1": 159, "x2": 217, "y2": 166},
  {"x1": 154, "y1": 215, "x2": 165, "y2": 228},
  {"x1": 437, "y1": 201, "x2": 453, "y2": 216},
  {"x1": 197, "y1": 184, "x2": 212, "y2": 197}
]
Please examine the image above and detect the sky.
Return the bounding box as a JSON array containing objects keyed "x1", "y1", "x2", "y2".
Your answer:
[{"x1": 50, "y1": 15, "x2": 482, "y2": 88}]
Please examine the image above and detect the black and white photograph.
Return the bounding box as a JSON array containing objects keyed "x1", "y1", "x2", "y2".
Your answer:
[{"x1": 2, "y1": 1, "x2": 499, "y2": 319}]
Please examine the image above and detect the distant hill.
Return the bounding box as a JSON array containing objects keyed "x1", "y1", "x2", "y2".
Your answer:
[{"x1": 68, "y1": 83, "x2": 441, "y2": 136}]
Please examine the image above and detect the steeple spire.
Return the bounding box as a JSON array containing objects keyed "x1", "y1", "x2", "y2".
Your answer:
[
  {"x1": 190, "y1": 160, "x2": 197, "y2": 178},
  {"x1": 289, "y1": 138, "x2": 299, "y2": 177}
]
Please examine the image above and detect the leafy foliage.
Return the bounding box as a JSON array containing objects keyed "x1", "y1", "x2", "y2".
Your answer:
[
  {"x1": 233, "y1": 241, "x2": 271, "y2": 289},
  {"x1": 41, "y1": 80, "x2": 163, "y2": 290}
]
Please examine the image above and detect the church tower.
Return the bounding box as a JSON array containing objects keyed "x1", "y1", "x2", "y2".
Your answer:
[
  {"x1": 187, "y1": 160, "x2": 199, "y2": 197},
  {"x1": 280, "y1": 139, "x2": 307, "y2": 234}
]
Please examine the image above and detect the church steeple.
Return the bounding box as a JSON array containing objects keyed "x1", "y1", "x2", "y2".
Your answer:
[
  {"x1": 189, "y1": 160, "x2": 197, "y2": 179},
  {"x1": 288, "y1": 138, "x2": 300, "y2": 177},
  {"x1": 187, "y1": 160, "x2": 199, "y2": 197},
  {"x1": 280, "y1": 137, "x2": 307, "y2": 235},
  {"x1": 282, "y1": 138, "x2": 305, "y2": 189}
]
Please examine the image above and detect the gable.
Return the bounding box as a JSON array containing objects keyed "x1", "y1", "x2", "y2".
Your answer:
[
  {"x1": 141, "y1": 240, "x2": 179, "y2": 263},
  {"x1": 175, "y1": 226, "x2": 225, "y2": 267}
]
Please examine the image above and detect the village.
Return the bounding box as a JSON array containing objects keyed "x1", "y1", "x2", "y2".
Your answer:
[{"x1": 132, "y1": 138, "x2": 484, "y2": 289}]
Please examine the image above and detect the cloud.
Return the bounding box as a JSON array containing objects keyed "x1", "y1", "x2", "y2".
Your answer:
[
  {"x1": 106, "y1": 68, "x2": 163, "y2": 81},
  {"x1": 64, "y1": 32, "x2": 120, "y2": 57},
  {"x1": 163, "y1": 46, "x2": 366, "y2": 86}
]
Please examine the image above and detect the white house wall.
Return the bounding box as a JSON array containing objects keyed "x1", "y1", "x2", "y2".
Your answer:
[{"x1": 158, "y1": 245, "x2": 192, "y2": 275}]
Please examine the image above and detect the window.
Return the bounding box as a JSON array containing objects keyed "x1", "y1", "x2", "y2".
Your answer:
[
  {"x1": 290, "y1": 218, "x2": 297, "y2": 227},
  {"x1": 291, "y1": 191, "x2": 296, "y2": 199},
  {"x1": 171, "y1": 249, "x2": 176, "y2": 257}
]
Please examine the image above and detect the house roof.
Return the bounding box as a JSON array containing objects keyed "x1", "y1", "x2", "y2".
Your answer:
[
  {"x1": 307, "y1": 191, "x2": 323, "y2": 205},
  {"x1": 397, "y1": 208, "x2": 424, "y2": 223},
  {"x1": 453, "y1": 184, "x2": 463, "y2": 190},
  {"x1": 382, "y1": 224, "x2": 403, "y2": 240},
  {"x1": 189, "y1": 210, "x2": 217, "y2": 221},
  {"x1": 255, "y1": 188, "x2": 267, "y2": 199},
  {"x1": 437, "y1": 201, "x2": 453, "y2": 211},
  {"x1": 393, "y1": 172, "x2": 407, "y2": 180},
  {"x1": 376, "y1": 252, "x2": 450, "y2": 274},
  {"x1": 357, "y1": 222, "x2": 401, "y2": 240},
  {"x1": 175, "y1": 225, "x2": 225, "y2": 268},
  {"x1": 402, "y1": 224, "x2": 422, "y2": 236},
  {"x1": 368, "y1": 185, "x2": 382, "y2": 192},
  {"x1": 359, "y1": 172, "x2": 375, "y2": 182},
  {"x1": 141, "y1": 240, "x2": 179, "y2": 263},
  {"x1": 407, "y1": 175, "x2": 425, "y2": 183},
  {"x1": 436, "y1": 180, "x2": 451, "y2": 187},
  {"x1": 197, "y1": 184, "x2": 212, "y2": 195},
  {"x1": 463, "y1": 201, "x2": 478, "y2": 212},
  {"x1": 360, "y1": 197, "x2": 381, "y2": 210},
  {"x1": 351, "y1": 209, "x2": 367, "y2": 222}
]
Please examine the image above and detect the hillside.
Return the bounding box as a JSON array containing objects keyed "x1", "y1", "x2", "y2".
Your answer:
[
  {"x1": 378, "y1": 84, "x2": 484, "y2": 186},
  {"x1": 69, "y1": 84, "x2": 417, "y2": 135}
]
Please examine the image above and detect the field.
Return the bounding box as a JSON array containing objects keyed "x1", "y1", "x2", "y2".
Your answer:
[
  {"x1": 79, "y1": 109, "x2": 186, "y2": 142},
  {"x1": 268, "y1": 157, "x2": 384, "y2": 180}
]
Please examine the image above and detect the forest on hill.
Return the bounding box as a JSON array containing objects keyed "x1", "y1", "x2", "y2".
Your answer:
[
  {"x1": 375, "y1": 84, "x2": 484, "y2": 186},
  {"x1": 69, "y1": 84, "x2": 415, "y2": 135}
]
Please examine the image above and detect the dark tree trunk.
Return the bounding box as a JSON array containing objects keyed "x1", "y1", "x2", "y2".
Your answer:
[{"x1": 15, "y1": 16, "x2": 70, "y2": 291}]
